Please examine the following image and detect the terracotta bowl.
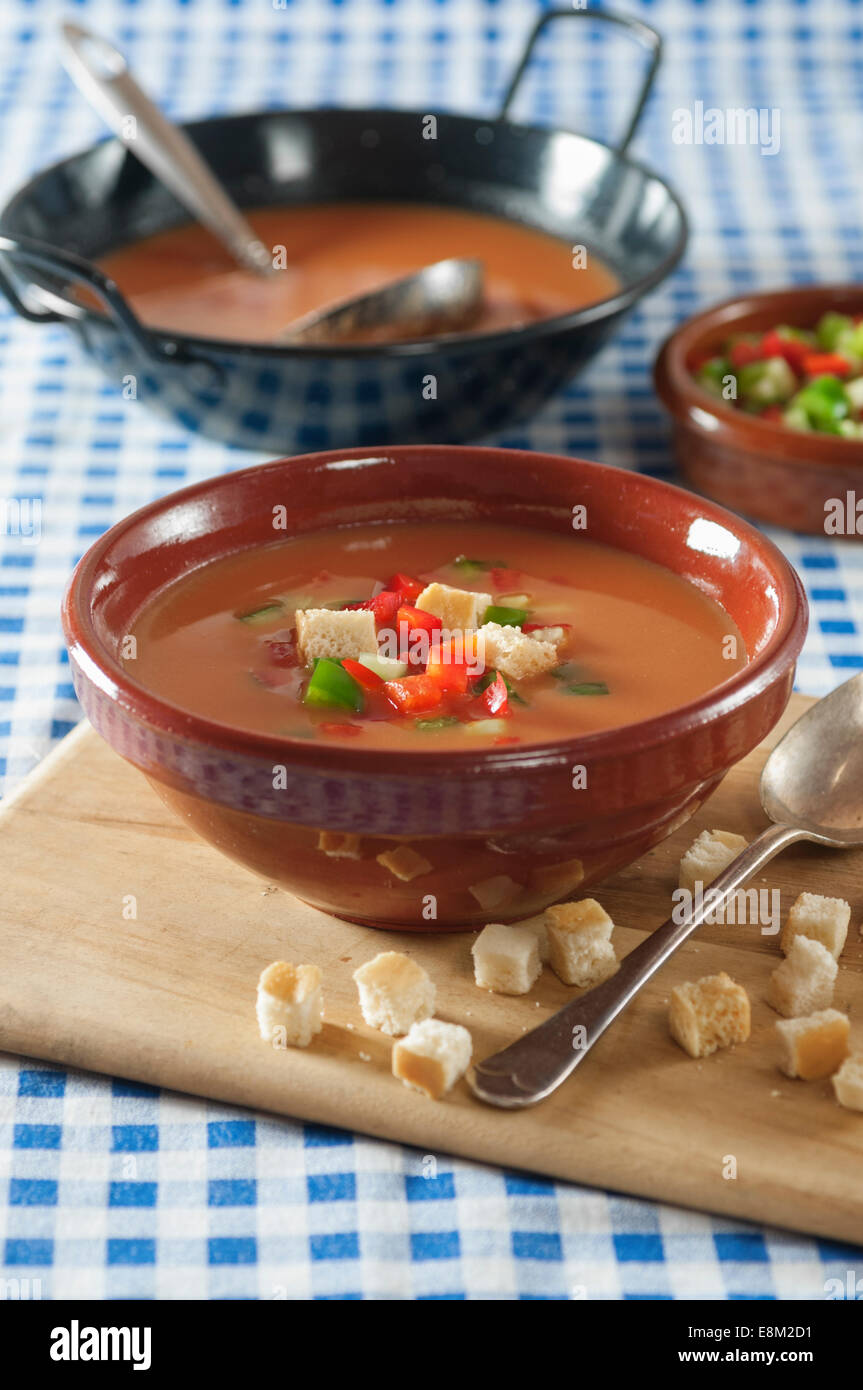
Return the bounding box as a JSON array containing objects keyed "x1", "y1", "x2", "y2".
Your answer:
[
  {"x1": 62, "y1": 446, "x2": 807, "y2": 930},
  {"x1": 655, "y1": 284, "x2": 863, "y2": 536}
]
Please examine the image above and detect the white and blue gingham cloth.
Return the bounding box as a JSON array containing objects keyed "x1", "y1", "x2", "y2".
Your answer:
[{"x1": 1, "y1": 0, "x2": 863, "y2": 1301}]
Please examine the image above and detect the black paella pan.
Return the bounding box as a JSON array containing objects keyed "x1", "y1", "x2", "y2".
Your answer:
[{"x1": 0, "y1": 7, "x2": 687, "y2": 453}]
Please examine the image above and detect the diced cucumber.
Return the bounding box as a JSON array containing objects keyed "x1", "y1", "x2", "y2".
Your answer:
[
  {"x1": 356, "y1": 651, "x2": 409, "y2": 680},
  {"x1": 236, "y1": 601, "x2": 285, "y2": 625},
  {"x1": 844, "y1": 376, "x2": 863, "y2": 412},
  {"x1": 737, "y1": 357, "x2": 797, "y2": 407},
  {"x1": 776, "y1": 324, "x2": 815, "y2": 345},
  {"x1": 816, "y1": 311, "x2": 853, "y2": 351}
]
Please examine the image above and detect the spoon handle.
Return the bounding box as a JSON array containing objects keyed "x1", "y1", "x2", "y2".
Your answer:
[
  {"x1": 61, "y1": 24, "x2": 274, "y2": 277},
  {"x1": 470, "y1": 821, "x2": 806, "y2": 1108}
]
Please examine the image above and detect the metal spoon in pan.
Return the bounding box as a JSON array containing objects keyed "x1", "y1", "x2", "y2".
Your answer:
[
  {"x1": 471, "y1": 671, "x2": 863, "y2": 1109},
  {"x1": 60, "y1": 23, "x2": 484, "y2": 343}
]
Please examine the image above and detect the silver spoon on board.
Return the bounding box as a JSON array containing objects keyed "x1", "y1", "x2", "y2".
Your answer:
[
  {"x1": 60, "y1": 23, "x2": 485, "y2": 343},
  {"x1": 470, "y1": 671, "x2": 863, "y2": 1109}
]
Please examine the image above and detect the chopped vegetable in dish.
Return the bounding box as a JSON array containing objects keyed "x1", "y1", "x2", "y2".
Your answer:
[{"x1": 691, "y1": 312, "x2": 863, "y2": 436}]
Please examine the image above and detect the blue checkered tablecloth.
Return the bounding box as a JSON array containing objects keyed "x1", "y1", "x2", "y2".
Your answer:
[{"x1": 1, "y1": 0, "x2": 863, "y2": 1302}]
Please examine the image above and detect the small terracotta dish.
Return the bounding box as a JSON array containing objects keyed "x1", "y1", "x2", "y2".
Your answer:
[
  {"x1": 62, "y1": 446, "x2": 807, "y2": 930},
  {"x1": 655, "y1": 284, "x2": 863, "y2": 536}
]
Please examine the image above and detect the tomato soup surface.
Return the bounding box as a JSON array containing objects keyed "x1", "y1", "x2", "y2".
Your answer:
[
  {"x1": 97, "y1": 202, "x2": 619, "y2": 344},
  {"x1": 128, "y1": 522, "x2": 747, "y2": 750}
]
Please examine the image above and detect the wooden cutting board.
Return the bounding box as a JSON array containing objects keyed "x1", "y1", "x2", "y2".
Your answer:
[{"x1": 2, "y1": 694, "x2": 862, "y2": 1245}]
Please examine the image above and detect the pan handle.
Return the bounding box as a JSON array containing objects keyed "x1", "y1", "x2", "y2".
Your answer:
[
  {"x1": 498, "y1": 6, "x2": 662, "y2": 153},
  {"x1": 0, "y1": 231, "x2": 201, "y2": 367}
]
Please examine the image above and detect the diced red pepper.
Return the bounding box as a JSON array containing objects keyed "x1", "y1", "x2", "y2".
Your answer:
[
  {"x1": 490, "y1": 567, "x2": 523, "y2": 591},
  {"x1": 760, "y1": 330, "x2": 808, "y2": 373},
  {"x1": 425, "y1": 657, "x2": 468, "y2": 693},
  {"x1": 474, "y1": 672, "x2": 509, "y2": 718},
  {"x1": 387, "y1": 572, "x2": 423, "y2": 602},
  {"x1": 318, "y1": 723, "x2": 363, "y2": 736},
  {"x1": 803, "y1": 352, "x2": 851, "y2": 378},
  {"x1": 340, "y1": 658, "x2": 384, "y2": 692},
  {"x1": 397, "y1": 605, "x2": 442, "y2": 636},
  {"x1": 760, "y1": 404, "x2": 783, "y2": 421},
  {"x1": 265, "y1": 637, "x2": 300, "y2": 667},
  {"x1": 494, "y1": 735, "x2": 521, "y2": 746},
  {"x1": 382, "y1": 674, "x2": 444, "y2": 715},
  {"x1": 522, "y1": 621, "x2": 573, "y2": 634},
  {"x1": 346, "y1": 589, "x2": 402, "y2": 627},
  {"x1": 729, "y1": 341, "x2": 763, "y2": 369},
  {"x1": 425, "y1": 633, "x2": 481, "y2": 693},
  {"x1": 372, "y1": 590, "x2": 403, "y2": 627}
]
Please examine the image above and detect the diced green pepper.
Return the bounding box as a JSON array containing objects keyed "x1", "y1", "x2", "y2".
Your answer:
[
  {"x1": 737, "y1": 357, "x2": 797, "y2": 408},
  {"x1": 415, "y1": 716, "x2": 461, "y2": 732},
  {"x1": 451, "y1": 555, "x2": 489, "y2": 577},
  {"x1": 561, "y1": 681, "x2": 609, "y2": 696},
  {"x1": 695, "y1": 356, "x2": 733, "y2": 398},
  {"x1": 236, "y1": 601, "x2": 285, "y2": 625},
  {"x1": 303, "y1": 658, "x2": 364, "y2": 713},
  {"x1": 483, "y1": 604, "x2": 529, "y2": 627},
  {"x1": 816, "y1": 311, "x2": 853, "y2": 351},
  {"x1": 789, "y1": 375, "x2": 849, "y2": 433}
]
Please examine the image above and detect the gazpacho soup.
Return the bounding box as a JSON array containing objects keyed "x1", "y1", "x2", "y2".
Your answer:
[
  {"x1": 128, "y1": 521, "x2": 747, "y2": 749},
  {"x1": 97, "y1": 202, "x2": 620, "y2": 344}
]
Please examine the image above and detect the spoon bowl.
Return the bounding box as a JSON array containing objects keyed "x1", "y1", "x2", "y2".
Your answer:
[{"x1": 760, "y1": 671, "x2": 863, "y2": 846}]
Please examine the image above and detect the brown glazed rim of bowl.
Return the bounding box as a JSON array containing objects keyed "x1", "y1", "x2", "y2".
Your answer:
[
  {"x1": 62, "y1": 446, "x2": 808, "y2": 775},
  {"x1": 655, "y1": 283, "x2": 863, "y2": 465}
]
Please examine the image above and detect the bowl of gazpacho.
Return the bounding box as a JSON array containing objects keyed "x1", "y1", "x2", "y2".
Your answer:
[{"x1": 62, "y1": 446, "x2": 807, "y2": 929}]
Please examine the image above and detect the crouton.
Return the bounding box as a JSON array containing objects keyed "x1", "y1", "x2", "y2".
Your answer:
[
  {"x1": 476, "y1": 622, "x2": 558, "y2": 681},
  {"x1": 471, "y1": 923, "x2": 542, "y2": 995},
  {"x1": 545, "y1": 899, "x2": 618, "y2": 988},
  {"x1": 679, "y1": 829, "x2": 748, "y2": 895},
  {"x1": 669, "y1": 971, "x2": 750, "y2": 1059},
  {"x1": 467, "y1": 874, "x2": 522, "y2": 912},
  {"x1": 353, "y1": 951, "x2": 435, "y2": 1035},
  {"x1": 295, "y1": 607, "x2": 377, "y2": 663},
  {"x1": 392, "y1": 1019, "x2": 472, "y2": 1099},
  {"x1": 528, "y1": 856, "x2": 585, "y2": 899},
  {"x1": 317, "y1": 831, "x2": 362, "y2": 860},
  {"x1": 376, "y1": 845, "x2": 433, "y2": 882},
  {"x1": 775, "y1": 1008, "x2": 849, "y2": 1080},
  {"x1": 256, "y1": 960, "x2": 323, "y2": 1048},
  {"x1": 414, "y1": 582, "x2": 492, "y2": 631},
  {"x1": 766, "y1": 934, "x2": 837, "y2": 1017},
  {"x1": 514, "y1": 912, "x2": 551, "y2": 962},
  {"x1": 832, "y1": 1053, "x2": 863, "y2": 1112},
  {"x1": 781, "y1": 892, "x2": 850, "y2": 960}
]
